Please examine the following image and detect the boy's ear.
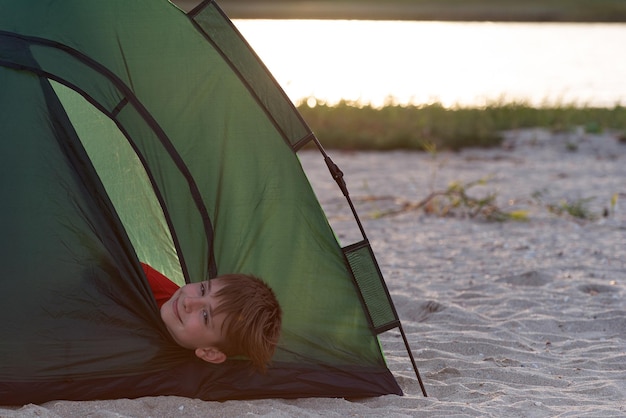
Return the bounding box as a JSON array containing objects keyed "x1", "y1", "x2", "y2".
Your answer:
[{"x1": 195, "y1": 347, "x2": 227, "y2": 364}]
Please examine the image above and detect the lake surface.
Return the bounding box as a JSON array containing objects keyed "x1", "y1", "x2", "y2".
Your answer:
[{"x1": 234, "y1": 20, "x2": 626, "y2": 108}]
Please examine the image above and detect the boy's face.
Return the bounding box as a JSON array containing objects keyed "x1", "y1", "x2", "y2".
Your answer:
[{"x1": 160, "y1": 279, "x2": 228, "y2": 363}]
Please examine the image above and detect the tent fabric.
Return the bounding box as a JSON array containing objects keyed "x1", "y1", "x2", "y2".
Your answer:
[{"x1": 0, "y1": 0, "x2": 404, "y2": 403}]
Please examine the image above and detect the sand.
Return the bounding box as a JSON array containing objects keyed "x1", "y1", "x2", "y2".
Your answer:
[{"x1": 3, "y1": 128, "x2": 625, "y2": 417}]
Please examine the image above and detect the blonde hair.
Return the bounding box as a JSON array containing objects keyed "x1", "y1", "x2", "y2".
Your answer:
[{"x1": 212, "y1": 274, "x2": 282, "y2": 372}]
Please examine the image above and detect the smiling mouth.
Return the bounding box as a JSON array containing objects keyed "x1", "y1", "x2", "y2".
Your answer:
[{"x1": 172, "y1": 297, "x2": 181, "y2": 323}]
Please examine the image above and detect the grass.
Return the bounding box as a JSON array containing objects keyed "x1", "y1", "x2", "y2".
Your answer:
[
  {"x1": 218, "y1": 0, "x2": 626, "y2": 22},
  {"x1": 297, "y1": 100, "x2": 626, "y2": 151}
]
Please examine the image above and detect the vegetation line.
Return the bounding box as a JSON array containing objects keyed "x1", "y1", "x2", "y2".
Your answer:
[
  {"x1": 297, "y1": 100, "x2": 626, "y2": 151},
  {"x1": 218, "y1": 0, "x2": 626, "y2": 22}
]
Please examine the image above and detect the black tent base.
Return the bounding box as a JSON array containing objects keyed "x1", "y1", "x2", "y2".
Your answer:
[{"x1": 0, "y1": 361, "x2": 402, "y2": 405}]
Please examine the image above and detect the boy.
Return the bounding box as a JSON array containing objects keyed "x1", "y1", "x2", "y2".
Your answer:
[{"x1": 142, "y1": 263, "x2": 282, "y2": 372}]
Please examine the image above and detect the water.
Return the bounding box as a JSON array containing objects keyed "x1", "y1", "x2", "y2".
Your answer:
[{"x1": 234, "y1": 20, "x2": 626, "y2": 108}]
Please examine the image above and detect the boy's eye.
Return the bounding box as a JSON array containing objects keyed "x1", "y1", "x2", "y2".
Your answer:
[
  {"x1": 200, "y1": 280, "x2": 210, "y2": 296},
  {"x1": 203, "y1": 310, "x2": 208, "y2": 325}
]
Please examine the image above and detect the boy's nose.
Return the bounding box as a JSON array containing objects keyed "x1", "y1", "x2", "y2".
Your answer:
[{"x1": 182, "y1": 296, "x2": 203, "y2": 312}]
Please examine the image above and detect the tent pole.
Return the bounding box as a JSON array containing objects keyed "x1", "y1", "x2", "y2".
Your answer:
[
  {"x1": 314, "y1": 137, "x2": 427, "y2": 397},
  {"x1": 399, "y1": 324, "x2": 428, "y2": 397}
]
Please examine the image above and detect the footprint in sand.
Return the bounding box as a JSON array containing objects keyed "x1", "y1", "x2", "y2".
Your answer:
[
  {"x1": 428, "y1": 367, "x2": 462, "y2": 380},
  {"x1": 495, "y1": 271, "x2": 551, "y2": 287},
  {"x1": 416, "y1": 300, "x2": 445, "y2": 322},
  {"x1": 578, "y1": 284, "x2": 618, "y2": 296}
]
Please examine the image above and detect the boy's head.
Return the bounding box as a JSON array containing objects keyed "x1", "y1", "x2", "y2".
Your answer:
[{"x1": 160, "y1": 274, "x2": 282, "y2": 371}]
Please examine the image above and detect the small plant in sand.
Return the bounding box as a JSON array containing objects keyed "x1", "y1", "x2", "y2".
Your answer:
[
  {"x1": 414, "y1": 177, "x2": 529, "y2": 221},
  {"x1": 565, "y1": 141, "x2": 579, "y2": 152},
  {"x1": 358, "y1": 176, "x2": 529, "y2": 222},
  {"x1": 549, "y1": 198, "x2": 595, "y2": 219},
  {"x1": 610, "y1": 192, "x2": 619, "y2": 215},
  {"x1": 422, "y1": 143, "x2": 527, "y2": 221},
  {"x1": 532, "y1": 189, "x2": 598, "y2": 220},
  {"x1": 356, "y1": 142, "x2": 529, "y2": 221}
]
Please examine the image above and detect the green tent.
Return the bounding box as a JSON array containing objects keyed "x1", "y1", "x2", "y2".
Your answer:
[{"x1": 0, "y1": 0, "x2": 425, "y2": 403}]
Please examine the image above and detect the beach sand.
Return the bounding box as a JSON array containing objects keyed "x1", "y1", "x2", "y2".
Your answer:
[{"x1": 3, "y1": 128, "x2": 625, "y2": 417}]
